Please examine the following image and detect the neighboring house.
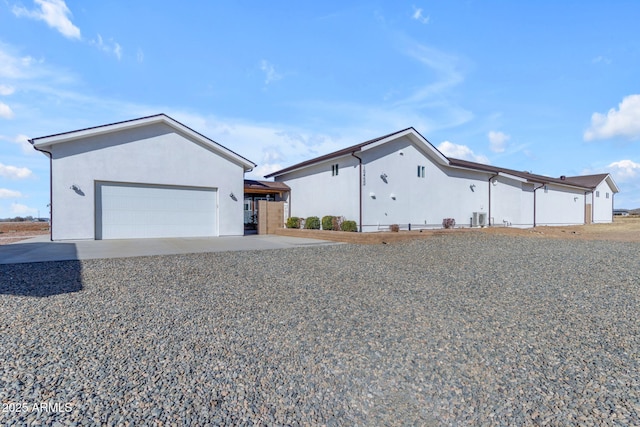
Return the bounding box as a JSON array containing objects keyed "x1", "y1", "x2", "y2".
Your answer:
[
  {"x1": 30, "y1": 114, "x2": 256, "y2": 240},
  {"x1": 265, "y1": 127, "x2": 619, "y2": 231}
]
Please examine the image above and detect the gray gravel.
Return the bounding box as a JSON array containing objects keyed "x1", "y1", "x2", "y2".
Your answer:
[{"x1": 1, "y1": 234, "x2": 639, "y2": 426}]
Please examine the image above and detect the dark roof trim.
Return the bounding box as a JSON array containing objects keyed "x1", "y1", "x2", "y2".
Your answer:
[{"x1": 264, "y1": 127, "x2": 414, "y2": 178}]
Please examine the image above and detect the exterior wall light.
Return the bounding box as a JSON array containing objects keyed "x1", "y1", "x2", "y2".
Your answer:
[
  {"x1": 380, "y1": 173, "x2": 388, "y2": 183},
  {"x1": 229, "y1": 192, "x2": 238, "y2": 201},
  {"x1": 370, "y1": 192, "x2": 376, "y2": 199},
  {"x1": 470, "y1": 184, "x2": 476, "y2": 192}
]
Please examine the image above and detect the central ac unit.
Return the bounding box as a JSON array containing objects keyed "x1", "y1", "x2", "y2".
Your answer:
[{"x1": 472, "y1": 212, "x2": 488, "y2": 227}]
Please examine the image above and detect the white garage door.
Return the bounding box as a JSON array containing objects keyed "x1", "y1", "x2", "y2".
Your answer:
[{"x1": 96, "y1": 182, "x2": 217, "y2": 239}]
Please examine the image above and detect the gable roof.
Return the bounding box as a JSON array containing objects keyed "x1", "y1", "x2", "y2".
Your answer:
[
  {"x1": 448, "y1": 158, "x2": 594, "y2": 189},
  {"x1": 264, "y1": 127, "x2": 448, "y2": 178},
  {"x1": 29, "y1": 114, "x2": 257, "y2": 171},
  {"x1": 265, "y1": 127, "x2": 616, "y2": 193},
  {"x1": 563, "y1": 173, "x2": 620, "y2": 193}
]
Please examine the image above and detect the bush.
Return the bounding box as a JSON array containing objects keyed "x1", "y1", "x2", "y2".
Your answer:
[
  {"x1": 442, "y1": 218, "x2": 456, "y2": 229},
  {"x1": 321, "y1": 215, "x2": 334, "y2": 231},
  {"x1": 286, "y1": 217, "x2": 301, "y2": 229},
  {"x1": 340, "y1": 220, "x2": 358, "y2": 232},
  {"x1": 390, "y1": 224, "x2": 400, "y2": 232},
  {"x1": 304, "y1": 216, "x2": 321, "y2": 229}
]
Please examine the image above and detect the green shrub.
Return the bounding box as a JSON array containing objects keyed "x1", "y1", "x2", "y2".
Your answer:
[
  {"x1": 321, "y1": 215, "x2": 335, "y2": 230},
  {"x1": 341, "y1": 220, "x2": 358, "y2": 232},
  {"x1": 286, "y1": 217, "x2": 301, "y2": 229},
  {"x1": 304, "y1": 216, "x2": 321, "y2": 229}
]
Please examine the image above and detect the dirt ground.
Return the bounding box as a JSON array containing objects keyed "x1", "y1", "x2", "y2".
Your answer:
[
  {"x1": 276, "y1": 216, "x2": 640, "y2": 244},
  {"x1": 0, "y1": 222, "x2": 50, "y2": 245},
  {"x1": 2, "y1": 217, "x2": 639, "y2": 246}
]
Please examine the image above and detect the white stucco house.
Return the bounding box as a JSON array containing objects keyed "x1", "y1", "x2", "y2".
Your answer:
[
  {"x1": 30, "y1": 114, "x2": 256, "y2": 240},
  {"x1": 265, "y1": 127, "x2": 619, "y2": 231}
]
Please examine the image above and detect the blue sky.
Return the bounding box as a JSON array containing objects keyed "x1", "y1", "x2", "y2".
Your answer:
[{"x1": 1, "y1": 1, "x2": 640, "y2": 218}]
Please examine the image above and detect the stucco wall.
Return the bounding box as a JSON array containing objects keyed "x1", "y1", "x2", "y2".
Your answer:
[
  {"x1": 534, "y1": 184, "x2": 585, "y2": 226},
  {"x1": 592, "y1": 180, "x2": 614, "y2": 223},
  {"x1": 359, "y1": 137, "x2": 489, "y2": 231},
  {"x1": 276, "y1": 155, "x2": 360, "y2": 225},
  {"x1": 50, "y1": 123, "x2": 245, "y2": 240}
]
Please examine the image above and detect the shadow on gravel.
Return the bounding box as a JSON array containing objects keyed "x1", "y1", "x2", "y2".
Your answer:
[{"x1": 0, "y1": 260, "x2": 83, "y2": 297}]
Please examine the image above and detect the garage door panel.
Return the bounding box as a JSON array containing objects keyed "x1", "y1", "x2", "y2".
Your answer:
[{"x1": 96, "y1": 182, "x2": 217, "y2": 239}]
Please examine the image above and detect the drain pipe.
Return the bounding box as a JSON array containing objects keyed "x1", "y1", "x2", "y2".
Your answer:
[
  {"x1": 488, "y1": 173, "x2": 498, "y2": 226},
  {"x1": 30, "y1": 141, "x2": 53, "y2": 241},
  {"x1": 351, "y1": 152, "x2": 363, "y2": 232},
  {"x1": 533, "y1": 183, "x2": 545, "y2": 227}
]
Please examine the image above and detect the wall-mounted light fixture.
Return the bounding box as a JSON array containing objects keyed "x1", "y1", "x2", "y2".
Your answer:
[
  {"x1": 574, "y1": 197, "x2": 579, "y2": 202},
  {"x1": 380, "y1": 173, "x2": 388, "y2": 183},
  {"x1": 229, "y1": 192, "x2": 238, "y2": 201},
  {"x1": 390, "y1": 193, "x2": 396, "y2": 200},
  {"x1": 370, "y1": 192, "x2": 376, "y2": 199},
  {"x1": 470, "y1": 184, "x2": 476, "y2": 192}
]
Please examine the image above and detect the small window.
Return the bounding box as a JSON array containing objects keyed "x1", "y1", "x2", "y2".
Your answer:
[
  {"x1": 417, "y1": 165, "x2": 425, "y2": 178},
  {"x1": 331, "y1": 164, "x2": 339, "y2": 176},
  {"x1": 596, "y1": 191, "x2": 600, "y2": 197},
  {"x1": 606, "y1": 192, "x2": 610, "y2": 199}
]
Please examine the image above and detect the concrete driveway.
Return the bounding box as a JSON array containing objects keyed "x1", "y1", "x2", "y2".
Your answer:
[{"x1": 0, "y1": 235, "x2": 341, "y2": 264}]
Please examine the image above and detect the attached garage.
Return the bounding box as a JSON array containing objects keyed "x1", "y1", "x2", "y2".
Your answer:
[
  {"x1": 30, "y1": 114, "x2": 256, "y2": 241},
  {"x1": 95, "y1": 182, "x2": 218, "y2": 239}
]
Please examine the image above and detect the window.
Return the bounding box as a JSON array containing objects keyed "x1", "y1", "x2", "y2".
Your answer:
[
  {"x1": 596, "y1": 191, "x2": 600, "y2": 197},
  {"x1": 606, "y1": 192, "x2": 610, "y2": 199},
  {"x1": 417, "y1": 165, "x2": 425, "y2": 178},
  {"x1": 331, "y1": 164, "x2": 339, "y2": 176}
]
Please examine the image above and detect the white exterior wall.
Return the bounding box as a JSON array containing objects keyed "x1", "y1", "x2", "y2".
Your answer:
[
  {"x1": 534, "y1": 184, "x2": 585, "y2": 226},
  {"x1": 490, "y1": 177, "x2": 536, "y2": 227},
  {"x1": 592, "y1": 180, "x2": 614, "y2": 223},
  {"x1": 276, "y1": 155, "x2": 360, "y2": 225},
  {"x1": 49, "y1": 122, "x2": 245, "y2": 240},
  {"x1": 360, "y1": 137, "x2": 489, "y2": 231}
]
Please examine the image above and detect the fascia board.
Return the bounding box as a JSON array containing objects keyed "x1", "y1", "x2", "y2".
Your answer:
[
  {"x1": 31, "y1": 114, "x2": 256, "y2": 171},
  {"x1": 605, "y1": 175, "x2": 620, "y2": 193},
  {"x1": 360, "y1": 129, "x2": 449, "y2": 166}
]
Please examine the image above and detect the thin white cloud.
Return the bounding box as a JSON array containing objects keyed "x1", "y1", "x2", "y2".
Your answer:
[
  {"x1": 0, "y1": 162, "x2": 33, "y2": 179},
  {"x1": 437, "y1": 140, "x2": 489, "y2": 164},
  {"x1": 0, "y1": 188, "x2": 22, "y2": 198},
  {"x1": 1, "y1": 134, "x2": 35, "y2": 155},
  {"x1": 608, "y1": 159, "x2": 640, "y2": 183},
  {"x1": 0, "y1": 44, "x2": 36, "y2": 80},
  {"x1": 260, "y1": 60, "x2": 282, "y2": 85},
  {"x1": 412, "y1": 7, "x2": 430, "y2": 24},
  {"x1": 584, "y1": 94, "x2": 640, "y2": 141},
  {"x1": 137, "y1": 48, "x2": 144, "y2": 63},
  {"x1": 90, "y1": 35, "x2": 122, "y2": 60},
  {"x1": 0, "y1": 102, "x2": 14, "y2": 119},
  {"x1": 11, "y1": 202, "x2": 37, "y2": 215},
  {"x1": 0, "y1": 84, "x2": 15, "y2": 95},
  {"x1": 397, "y1": 41, "x2": 465, "y2": 105},
  {"x1": 12, "y1": 0, "x2": 81, "y2": 40},
  {"x1": 488, "y1": 130, "x2": 510, "y2": 153},
  {"x1": 592, "y1": 56, "x2": 611, "y2": 65}
]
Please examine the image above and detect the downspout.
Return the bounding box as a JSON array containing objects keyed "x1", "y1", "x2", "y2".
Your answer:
[
  {"x1": 591, "y1": 190, "x2": 595, "y2": 223},
  {"x1": 533, "y1": 183, "x2": 545, "y2": 227},
  {"x1": 31, "y1": 142, "x2": 53, "y2": 241},
  {"x1": 488, "y1": 173, "x2": 498, "y2": 226},
  {"x1": 351, "y1": 152, "x2": 363, "y2": 232}
]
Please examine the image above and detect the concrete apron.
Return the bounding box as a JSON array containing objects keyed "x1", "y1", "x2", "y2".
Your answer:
[{"x1": 0, "y1": 235, "x2": 341, "y2": 264}]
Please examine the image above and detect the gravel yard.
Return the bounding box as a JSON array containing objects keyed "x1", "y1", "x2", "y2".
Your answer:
[{"x1": 1, "y1": 234, "x2": 639, "y2": 426}]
